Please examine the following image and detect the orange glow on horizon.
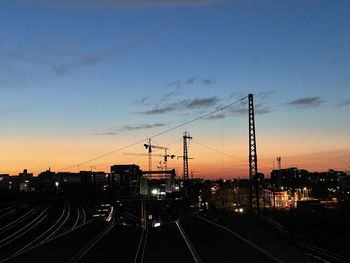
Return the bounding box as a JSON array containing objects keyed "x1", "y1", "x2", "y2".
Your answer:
[{"x1": 0, "y1": 136, "x2": 349, "y2": 178}]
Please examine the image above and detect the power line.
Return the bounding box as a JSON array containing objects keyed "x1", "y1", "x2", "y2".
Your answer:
[
  {"x1": 58, "y1": 96, "x2": 248, "y2": 172},
  {"x1": 192, "y1": 140, "x2": 248, "y2": 163},
  {"x1": 147, "y1": 96, "x2": 248, "y2": 140},
  {"x1": 59, "y1": 139, "x2": 147, "y2": 171},
  {"x1": 192, "y1": 139, "x2": 274, "y2": 171},
  {"x1": 165, "y1": 138, "x2": 182, "y2": 148}
]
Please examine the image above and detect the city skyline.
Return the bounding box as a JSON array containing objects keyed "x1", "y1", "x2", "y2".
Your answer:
[{"x1": 1, "y1": 0, "x2": 349, "y2": 178}]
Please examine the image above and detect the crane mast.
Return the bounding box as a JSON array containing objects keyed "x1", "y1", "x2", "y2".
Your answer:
[{"x1": 144, "y1": 139, "x2": 174, "y2": 172}]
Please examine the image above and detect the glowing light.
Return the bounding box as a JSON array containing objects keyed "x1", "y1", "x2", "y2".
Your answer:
[{"x1": 106, "y1": 207, "x2": 113, "y2": 222}]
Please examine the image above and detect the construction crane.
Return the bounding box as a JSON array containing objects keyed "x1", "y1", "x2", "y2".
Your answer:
[
  {"x1": 144, "y1": 139, "x2": 175, "y2": 171},
  {"x1": 123, "y1": 152, "x2": 175, "y2": 171}
]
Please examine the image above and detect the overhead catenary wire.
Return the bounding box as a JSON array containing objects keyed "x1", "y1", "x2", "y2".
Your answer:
[
  {"x1": 91, "y1": 140, "x2": 182, "y2": 171},
  {"x1": 192, "y1": 140, "x2": 248, "y2": 164},
  {"x1": 58, "y1": 96, "x2": 248, "y2": 172},
  {"x1": 192, "y1": 140, "x2": 274, "y2": 171},
  {"x1": 165, "y1": 138, "x2": 182, "y2": 148}
]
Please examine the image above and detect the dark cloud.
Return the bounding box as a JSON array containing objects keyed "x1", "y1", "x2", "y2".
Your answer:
[
  {"x1": 166, "y1": 81, "x2": 181, "y2": 88},
  {"x1": 117, "y1": 123, "x2": 166, "y2": 131},
  {"x1": 338, "y1": 100, "x2": 350, "y2": 107},
  {"x1": 50, "y1": 25, "x2": 171, "y2": 74},
  {"x1": 255, "y1": 106, "x2": 272, "y2": 114},
  {"x1": 186, "y1": 77, "x2": 196, "y2": 85},
  {"x1": 4, "y1": 45, "x2": 107, "y2": 76},
  {"x1": 24, "y1": 0, "x2": 223, "y2": 7},
  {"x1": 133, "y1": 96, "x2": 150, "y2": 106},
  {"x1": 4, "y1": 23, "x2": 168, "y2": 77},
  {"x1": 93, "y1": 132, "x2": 118, "y2": 136},
  {"x1": 229, "y1": 92, "x2": 238, "y2": 99},
  {"x1": 224, "y1": 102, "x2": 272, "y2": 117},
  {"x1": 142, "y1": 96, "x2": 220, "y2": 115},
  {"x1": 51, "y1": 52, "x2": 110, "y2": 75},
  {"x1": 227, "y1": 91, "x2": 274, "y2": 103},
  {"x1": 287, "y1": 97, "x2": 324, "y2": 108},
  {"x1": 93, "y1": 123, "x2": 166, "y2": 135},
  {"x1": 51, "y1": 65, "x2": 66, "y2": 75},
  {"x1": 205, "y1": 113, "x2": 226, "y2": 120},
  {"x1": 161, "y1": 87, "x2": 182, "y2": 102},
  {"x1": 134, "y1": 96, "x2": 150, "y2": 106},
  {"x1": 161, "y1": 81, "x2": 183, "y2": 101},
  {"x1": 4, "y1": 52, "x2": 49, "y2": 66},
  {"x1": 202, "y1": 79, "x2": 215, "y2": 85},
  {"x1": 4, "y1": 49, "x2": 106, "y2": 76},
  {"x1": 186, "y1": 97, "x2": 218, "y2": 108},
  {"x1": 201, "y1": 99, "x2": 272, "y2": 120},
  {"x1": 140, "y1": 96, "x2": 149, "y2": 104},
  {"x1": 143, "y1": 106, "x2": 175, "y2": 115},
  {"x1": 256, "y1": 90, "x2": 274, "y2": 99}
]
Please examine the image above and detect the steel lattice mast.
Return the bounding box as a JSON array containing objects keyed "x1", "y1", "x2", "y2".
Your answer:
[
  {"x1": 183, "y1": 132, "x2": 192, "y2": 180},
  {"x1": 248, "y1": 94, "x2": 260, "y2": 214}
]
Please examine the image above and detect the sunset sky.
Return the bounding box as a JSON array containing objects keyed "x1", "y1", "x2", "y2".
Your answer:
[{"x1": 0, "y1": 0, "x2": 349, "y2": 178}]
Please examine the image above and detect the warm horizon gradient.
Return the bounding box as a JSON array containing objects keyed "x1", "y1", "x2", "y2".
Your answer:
[{"x1": 1, "y1": 0, "x2": 350, "y2": 178}]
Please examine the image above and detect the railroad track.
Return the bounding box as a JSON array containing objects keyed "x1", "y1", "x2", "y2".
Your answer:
[
  {"x1": 263, "y1": 216, "x2": 349, "y2": 263},
  {"x1": 0, "y1": 200, "x2": 96, "y2": 261}
]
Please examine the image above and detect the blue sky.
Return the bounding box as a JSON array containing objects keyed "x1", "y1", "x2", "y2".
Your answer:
[{"x1": 0, "y1": 0, "x2": 349, "y2": 176}]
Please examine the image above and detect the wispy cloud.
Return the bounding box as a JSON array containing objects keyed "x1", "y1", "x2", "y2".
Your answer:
[
  {"x1": 143, "y1": 106, "x2": 175, "y2": 115},
  {"x1": 4, "y1": 45, "x2": 107, "y2": 76},
  {"x1": 228, "y1": 92, "x2": 239, "y2": 99},
  {"x1": 24, "y1": 0, "x2": 223, "y2": 8},
  {"x1": 161, "y1": 87, "x2": 182, "y2": 102},
  {"x1": 3, "y1": 24, "x2": 169, "y2": 77},
  {"x1": 93, "y1": 123, "x2": 167, "y2": 135},
  {"x1": 204, "y1": 113, "x2": 226, "y2": 120},
  {"x1": 186, "y1": 97, "x2": 218, "y2": 108},
  {"x1": 117, "y1": 123, "x2": 166, "y2": 131},
  {"x1": 135, "y1": 96, "x2": 150, "y2": 106},
  {"x1": 186, "y1": 77, "x2": 196, "y2": 85},
  {"x1": 166, "y1": 81, "x2": 181, "y2": 88},
  {"x1": 201, "y1": 78, "x2": 215, "y2": 85},
  {"x1": 93, "y1": 132, "x2": 118, "y2": 136},
  {"x1": 287, "y1": 97, "x2": 324, "y2": 108},
  {"x1": 257, "y1": 90, "x2": 274, "y2": 99},
  {"x1": 51, "y1": 53, "x2": 107, "y2": 75},
  {"x1": 142, "y1": 96, "x2": 220, "y2": 115},
  {"x1": 227, "y1": 103, "x2": 272, "y2": 116},
  {"x1": 206, "y1": 99, "x2": 271, "y2": 119},
  {"x1": 255, "y1": 105, "x2": 272, "y2": 114},
  {"x1": 338, "y1": 100, "x2": 350, "y2": 107},
  {"x1": 0, "y1": 105, "x2": 28, "y2": 118}
]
